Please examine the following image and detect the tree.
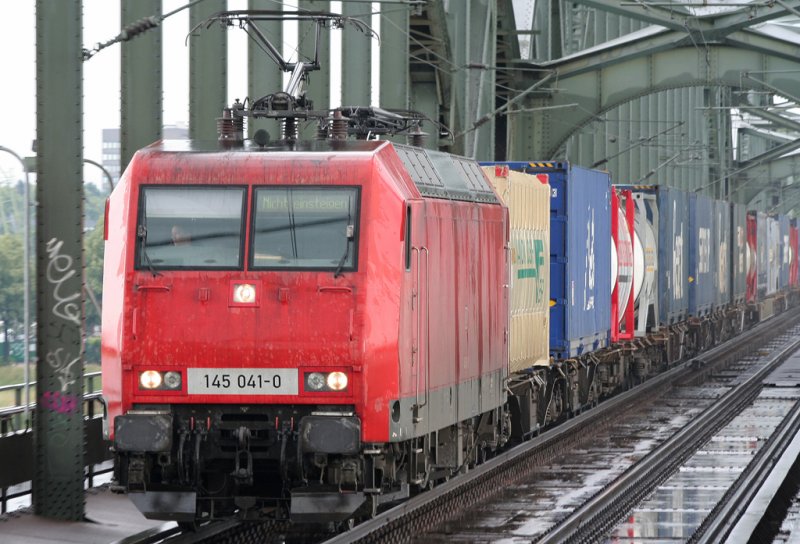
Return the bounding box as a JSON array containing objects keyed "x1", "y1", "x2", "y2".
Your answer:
[
  {"x1": 0, "y1": 235, "x2": 25, "y2": 362},
  {"x1": 84, "y1": 218, "x2": 104, "y2": 331}
]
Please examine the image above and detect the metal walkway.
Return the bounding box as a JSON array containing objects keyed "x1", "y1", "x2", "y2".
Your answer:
[{"x1": 0, "y1": 487, "x2": 167, "y2": 544}]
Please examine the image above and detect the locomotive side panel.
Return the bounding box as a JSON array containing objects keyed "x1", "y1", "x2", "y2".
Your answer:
[
  {"x1": 390, "y1": 148, "x2": 508, "y2": 440},
  {"x1": 101, "y1": 164, "x2": 137, "y2": 435}
]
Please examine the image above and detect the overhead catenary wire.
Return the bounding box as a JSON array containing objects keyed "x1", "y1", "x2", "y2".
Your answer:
[{"x1": 82, "y1": 0, "x2": 209, "y2": 61}]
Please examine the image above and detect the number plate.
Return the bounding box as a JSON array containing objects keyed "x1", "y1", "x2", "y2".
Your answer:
[{"x1": 187, "y1": 368, "x2": 298, "y2": 395}]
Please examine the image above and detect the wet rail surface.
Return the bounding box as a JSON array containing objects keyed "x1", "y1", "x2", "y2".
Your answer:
[
  {"x1": 776, "y1": 497, "x2": 800, "y2": 543},
  {"x1": 608, "y1": 353, "x2": 800, "y2": 542},
  {"x1": 115, "y1": 518, "x2": 329, "y2": 544},
  {"x1": 408, "y1": 321, "x2": 800, "y2": 544},
  {"x1": 315, "y1": 309, "x2": 800, "y2": 544}
]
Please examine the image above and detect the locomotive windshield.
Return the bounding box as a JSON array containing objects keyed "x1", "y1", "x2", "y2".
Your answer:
[
  {"x1": 250, "y1": 187, "x2": 359, "y2": 271},
  {"x1": 136, "y1": 186, "x2": 246, "y2": 270}
]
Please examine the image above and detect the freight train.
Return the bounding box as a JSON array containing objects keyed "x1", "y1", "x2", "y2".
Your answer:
[{"x1": 100, "y1": 118, "x2": 799, "y2": 526}]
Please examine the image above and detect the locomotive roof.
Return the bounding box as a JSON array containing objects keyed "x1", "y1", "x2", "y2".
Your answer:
[
  {"x1": 138, "y1": 139, "x2": 499, "y2": 205},
  {"x1": 144, "y1": 138, "x2": 388, "y2": 154}
]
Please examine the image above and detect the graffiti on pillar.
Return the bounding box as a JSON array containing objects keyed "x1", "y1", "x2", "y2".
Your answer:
[
  {"x1": 44, "y1": 347, "x2": 80, "y2": 392},
  {"x1": 46, "y1": 238, "x2": 81, "y2": 326},
  {"x1": 40, "y1": 390, "x2": 81, "y2": 414}
]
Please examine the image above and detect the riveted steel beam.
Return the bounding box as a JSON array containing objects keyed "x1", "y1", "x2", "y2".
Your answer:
[
  {"x1": 190, "y1": 0, "x2": 227, "y2": 140},
  {"x1": 739, "y1": 139, "x2": 800, "y2": 173},
  {"x1": 569, "y1": 0, "x2": 697, "y2": 32},
  {"x1": 341, "y1": 0, "x2": 371, "y2": 107},
  {"x1": 714, "y1": 0, "x2": 800, "y2": 34},
  {"x1": 445, "y1": 0, "x2": 496, "y2": 158},
  {"x1": 409, "y1": 0, "x2": 451, "y2": 149},
  {"x1": 511, "y1": 43, "x2": 800, "y2": 160},
  {"x1": 121, "y1": 0, "x2": 162, "y2": 171},
  {"x1": 732, "y1": 154, "x2": 800, "y2": 205},
  {"x1": 299, "y1": 0, "x2": 330, "y2": 139},
  {"x1": 34, "y1": 0, "x2": 85, "y2": 520},
  {"x1": 569, "y1": 0, "x2": 800, "y2": 38},
  {"x1": 379, "y1": 0, "x2": 410, "y2": 111},
  {"x1": 742, "y1": 107, "x2": 800, "y2": 134},
  {"x1": 738, "y1": 127, "x2": 794, "y2": 145},
  {"x1": 248, "y1": 0, "x2": 283, "y2": 139},
  {"x1": 725, "y1": 28, "x2": 800, "y2": 63}
]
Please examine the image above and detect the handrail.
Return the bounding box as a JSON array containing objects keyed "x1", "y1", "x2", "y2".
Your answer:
[
  {"x1": 0, "y1": 371, "x2": 101, "y2": 394},
  {"x1": 411, "y1": 246, "x2": 430, "y2": 421},
  {"x1": 0, "y1": 389, "x2": 112, "y2": 514},
  {"x1": 0, "y1": 391, "x2": 104, "y2": 419},
  {"x1": 0, "y1": 372, "x2": 104, "y2": 436}
]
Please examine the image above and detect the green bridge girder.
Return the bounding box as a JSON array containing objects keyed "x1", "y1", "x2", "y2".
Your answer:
[{"x1": 503, "y1": 0, "x2": 800, "y2": 213}]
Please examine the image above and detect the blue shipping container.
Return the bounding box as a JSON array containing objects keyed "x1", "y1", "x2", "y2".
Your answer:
[
  {"x1": 689, "y1": 193, "x2": 716, "y2": 316},
  {"x1": 656, "y1": 187, "x2": 690, "y2": 325},
  {"x1": 730, "y1": 203, "x2": 747, "y2": 305},
  {"x1": 484, "y1": 162, "x2": 611, "y2": 358},
  {"x1": 713, "y1": 200, "x2": 731, "y2": 310}
]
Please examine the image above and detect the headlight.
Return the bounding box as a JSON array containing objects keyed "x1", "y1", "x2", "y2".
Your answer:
[
  {"x1": 140, "y1": 370, "x2": 162, "y2": 389},
  {"x1": 233, "y1": 283, "x2": 257, "y2": 304},
  {"x1": 139, "y1": 370, "x2": 182, "y2": 390},
  {"x1": 327, "y1": 371, "x2": 348, "y2": 391},
  {"x1": 163, "y1": 371, "x2": 182, "y2": 390},
  {"x1": 304, "y1": 371, "x2": 349, "y2": 392},
  {"x1": 306, "y1": 372, "x2": 327, "y2": 391}
]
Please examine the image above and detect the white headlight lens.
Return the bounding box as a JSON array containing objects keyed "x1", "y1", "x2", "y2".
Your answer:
[
  {"x1": 327, "y1": 371, "x2": 348, "y2": 391},
  {"x1": 140, "y1": 370, "x2": 162, "y2": 389},
  {"x1": 233, "y1": 283, "x2": 257, "y2": 304},
  {"x1": 307, "y1": 372, "x2": 326, "y2": 391},
  {"x1": 163, "y1": 371, "x2": 182, "y2": 390}
]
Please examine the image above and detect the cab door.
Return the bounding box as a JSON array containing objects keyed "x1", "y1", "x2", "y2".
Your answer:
[{"x1": 401, "y1": 199, "x2": 431, "y2": 434}]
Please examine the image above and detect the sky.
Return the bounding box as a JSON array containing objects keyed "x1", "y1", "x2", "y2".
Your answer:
[{"x1": 0, "y1": 0, "x2": 377, "y2": 188}]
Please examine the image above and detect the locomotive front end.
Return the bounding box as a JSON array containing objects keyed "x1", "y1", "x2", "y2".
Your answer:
[{"x1": 102, "y1": 141, "x2": 406, "y2": 525}]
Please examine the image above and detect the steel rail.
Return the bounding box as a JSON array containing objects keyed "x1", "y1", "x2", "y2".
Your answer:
[
  {"x1": 538, "y1": 315, "x2": 800, "y2": 543},
  {"x1": 322, "y1": 308, "x2": 800, "y2": 544},
  {"x1": 111, "y1": 520, "x2": 245, "y2": 544},
  {"x1": 690, "y1": 377, "x2": 800, "y2": 542}
]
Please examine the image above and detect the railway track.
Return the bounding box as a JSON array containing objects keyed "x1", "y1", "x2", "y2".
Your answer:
[
  {"x1": 320, "y1": 307, "x2": 800, "y2": 544},
  {"x1": 113, "y1": 518, "x2": 322, "y2": 544},
  {"x1": 541, "y1": 324, "x2": 800, "y2": 542}
]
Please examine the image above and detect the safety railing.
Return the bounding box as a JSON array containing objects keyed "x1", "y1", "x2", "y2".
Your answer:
[{"x1": 0, "y1": 372, "x2": 112, "y2": 514}]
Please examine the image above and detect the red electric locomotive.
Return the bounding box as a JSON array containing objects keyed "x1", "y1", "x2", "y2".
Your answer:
[{"x1": 102, "y1": 136, "x2": 509, "y2": 523}]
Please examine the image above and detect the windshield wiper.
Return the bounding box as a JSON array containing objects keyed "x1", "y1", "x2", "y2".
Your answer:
[
  {"x1": 138, "y1": 224, "x2": 161, "y2": 278},
  {"x1": 333, "y1": 201, "x2": 353, "y2": 278}
]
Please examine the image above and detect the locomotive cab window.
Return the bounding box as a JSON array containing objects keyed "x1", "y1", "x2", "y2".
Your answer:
[
  {"x1": 251, "y1": 187, "x2": 360, "y2": 271},
  {"x1": 135, "y1": 186, "x2": 246, "y2": 270}
]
